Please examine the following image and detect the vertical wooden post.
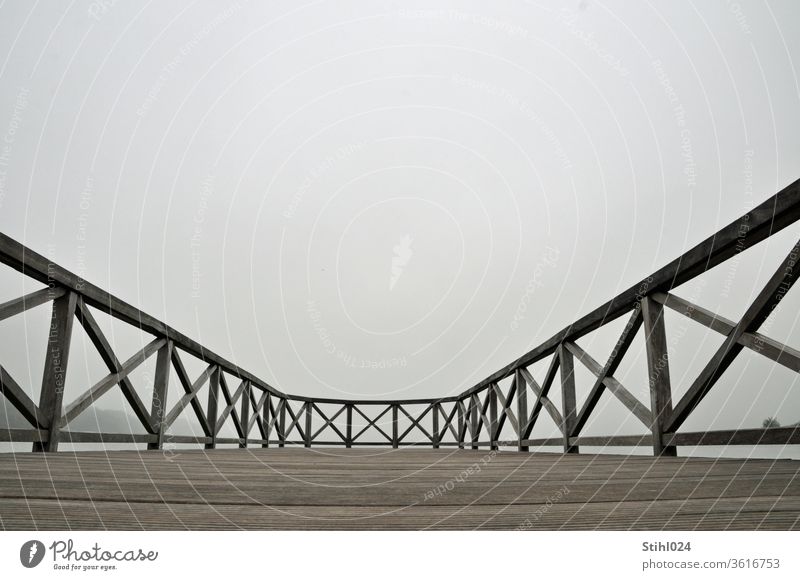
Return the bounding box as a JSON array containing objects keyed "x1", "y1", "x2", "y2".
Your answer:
[
  {"x1": 391, "y1": 404, "x2": 399, "y2": 448},
  {"x1": 345, "y1": 404, "x2": 353, "y2": 448},
  {"x1": 642, "y1": 297, "x2": 677, "y2": 456},
  {"x1": 516, "y1": 369, "x2": 528, "y2": 452},
  {"x1": 239, "y1": 381, "x2": 251, "y2": 449},
  {"x1": 147, "y1": 340, "x2": 173, "y2": 451},
  {"x1": 205, "y1": 366, "x2": 220, "y2": 449},
  {"x1": 432, "y1": 403, "x2": 440, "y2": 449},
  {"x1": 490, "y1": 387, "x2": 499, "y2": 450},
  {"x1": 470, "y1": 394, "x2": 479, "y2": 450},
  {"x1": 262, "y1": 393, "x2": 271, "y2": 448},
  {"x1": 559, "y1": 344, "x2": 578, "y2": 454},
  {"x1": 278, "y1": 398, "x2": 286, "y2": 448},
  {"x1": 33, "y1": 291, "x2": 77, "y2": 452},
  {"x1": 304, "y1": 402, "x2": 312, "y2": 448},
  {"x1": 457, "y1": 400, "x2": 465, "y2": 449}
]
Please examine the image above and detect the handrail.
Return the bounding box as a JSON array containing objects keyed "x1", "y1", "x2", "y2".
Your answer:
[{"x1": 2, "y1": 176, "x2": 799, "y2": 452}]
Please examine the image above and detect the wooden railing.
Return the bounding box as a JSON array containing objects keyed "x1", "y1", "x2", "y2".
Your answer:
[{"x1": 2, "y1": 178, "x2": 800, "y2": 453}]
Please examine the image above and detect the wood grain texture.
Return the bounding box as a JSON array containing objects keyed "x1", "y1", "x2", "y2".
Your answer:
[{"x1": 0, "y1": 449, "x2": 796, "y2": 530}]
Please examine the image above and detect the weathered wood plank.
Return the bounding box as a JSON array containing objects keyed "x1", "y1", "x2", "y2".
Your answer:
[
  {"x1": 0, "y1": 366, "x2": 47, "y2": 428},
  {"x1": 0, "y1": 449, "x2": 796, "y2": 530},
  {"x1": 0, "y1": 286, "x2": 65, "y2": 323},
  {"x1": 33, "y1": 291, "x2": 77, "y2": 452},
  {"x1": 667, "y1": 237, "x2": 800, "y2": 432}
]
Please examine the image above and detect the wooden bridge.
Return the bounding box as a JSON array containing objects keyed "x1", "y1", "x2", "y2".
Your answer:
[{"x1": 1, "y1": 179, "x2": 800, "y2": 530}]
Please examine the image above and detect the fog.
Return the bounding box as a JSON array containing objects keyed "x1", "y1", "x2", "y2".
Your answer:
[{"x1": 1, "y1": 0, "x2": 799, "y2": 457}]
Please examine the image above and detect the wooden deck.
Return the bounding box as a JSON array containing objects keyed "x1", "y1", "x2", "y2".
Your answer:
[{"x1": 0, "y1": 448, "x2": 798, "y2": 530}]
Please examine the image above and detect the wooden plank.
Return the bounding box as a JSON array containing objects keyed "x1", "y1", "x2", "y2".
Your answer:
[
  {"x1": 170, "y1": 349, "x2": 212, "y2": 436},
  {"x1": 61, "y1": 336, "x2": 165, "y2": 428},
  {"x1": 469, "y1": 395, "x2": 479, "y2": 449},
  {"x1": 571, "y1": 309, "x2": 643, "y2": 436},
  {"x1": 58, "y1": 431, "x2": 158, "y2": 444},
  {"x1": 559, "y1": 344, "x2": 578, "y2": 453},
  {"x1": 73, "y1": 299, "x2": 156, "y2": 434},
  {"x1": 654, "y1": 291, "x2": 800, "y2": 373},
  {"x1": 239, "y1": 381, "x2": 251, "y2": 448},
  {"x1": 397, "y1": 404, "x2": 434, "y2": 443},
  {"x1": 5, "y1": 448, "x2": 795, "y2": 530},
  {"x1": 516, "y1": 370, "x2": 528, "y2": 451},
  {"x1": 570, "y1": 434, "x2": 653, "y2": 447},
  {"x1": 392, "y1": 404, "x2": 399, "y2": 449},
  {"x1": 163, "y1": 363, "x2": 214, "y2": 430},
  {"x1": 351, "y1": 405, "x2": 392, "y2": 443},
  {"x1": 667, "y1": 237, "x2": 800, "y2": 432},
  {"x1": 432, "y1": 403, "x2": 440, "y2": 449},
  {"x1": 0, "y1": 365, "x2": 47, "y2": 428},
  {"x1": 247, "y1": 390, "x2": 268, "y2": 437},
  {"x1": 564, "y1": 341, "x2": 652, "y2": 428},
  {"x1": 457, "y1": 399, "x2": 466, "y2": 449},
  {"x1": 0, "y1": 428, "x2": 48, "y2": 442},
  {"x1": 215, "y1": 375, "x2": 246, "y2": 438},
  {"x1": 278, "y1": 398, "x2": 287, "y2": 447},
  {"x1": 518, "y1": 366, "x2": 563, "y2": 434},
  {"x1": 305, "y1": 402, "x2": 312, "y2": 447},
  {"x1": 441, "y1": 402, "x2": 459, "y2": 443},
  {"x1": 667, "y1": 426, "x2": 800, "y2": 446},
  {"x1": 282, "y1": 400, "x2": 306, "y2": 443},
  {"x1": 260, "y1": 392, "x2": 270, "y2": 448},
  {"x1": 310, "y1": 403, "x2": 347, "y2": 442},
  {"x1": 167, "y1": 435, "x2": 213, "y2": 445},
  {"x1": 33, "y1": 291, "x2": 77, "y2": 452},
  {"x1": 205, "y1": 367, "x2": 221, "y2": 449},
  {"x1": 0, "y1": 286, "x2": 65, "y2": 323},
  {"x1": 488, "y1": 384, "x2": 498, "y2": 450},
  {"x1": 148, "y1": 340, "x2": 173, "y2": 450},
  {"x1": 345, "y1": 404, "x2": 353, "y2": 448},
  {"x1": 641, "y1": 296, "x2": 676, "y2": 456},
  {"x1": 493, "y1": 380, "x2": 518, "y2": 437},
  {"x1": 522, "y1": 354, "x2": 560, "y2": 437}
]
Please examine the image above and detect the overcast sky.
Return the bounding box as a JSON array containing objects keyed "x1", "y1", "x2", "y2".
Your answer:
[{"x1": 1, "y1": 1, "x2": 799, "y2": 454}]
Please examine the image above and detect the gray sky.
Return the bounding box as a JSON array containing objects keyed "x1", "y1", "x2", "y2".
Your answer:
[{"x1": 1, "y1": 0, "x2": 799, "y2": 454}]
